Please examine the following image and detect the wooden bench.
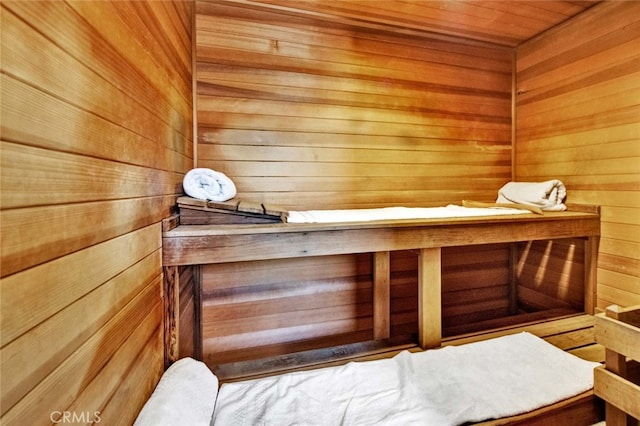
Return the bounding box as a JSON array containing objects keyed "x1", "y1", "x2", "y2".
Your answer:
[{"x1": 162, "y1": 205, "x2": 600, "y2": 365}]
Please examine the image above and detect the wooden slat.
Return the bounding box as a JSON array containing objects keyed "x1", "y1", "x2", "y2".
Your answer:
[
  {"x1": 594, "y1": 366, "x2": 640, "y2": 422},
  {"x1": 1, "y1": 197, "x2": 172, "y2": 277},
  {"x1": 1, "y1": 77, "x2": 192, "y2": 172},
  {"x1": 593, "y1": 305, "x2": 640, "y2": 425},
  {"x1": 418, "y1": 247, "x2": 441, "y2": 349},
  {"x1": 163, "y1": 213, "x2": 600, "y2": 265},
  {"x1": 164, "y1": 266, "x2": 180, "y2": 366},
  {"x1": 1, "y1": 8, "x2": 191, "y2": 153},
  {"x1": 0, "y1": 225, "x2": 160, "y2": 347},
  {"x1": 595, "y1": 313, "x2": 640, "y2": 362},
  {"x1": 373, "y1": 251, "x2": 391, "y2": 339},
  {"x1": 0, "y1": 263, "x2": 162, "y2": 416},
  {"x1": 64, "y1": 308, "x2": 164, "y2": 425},
  {"x1": 96, "y1": 325, "x2": 165, "y2": 426},
  {"x1": 1, "y1": 279, "x2": 161, "y2": 423},
  {"x1": 1, "y1": 142, "x2": 179, "y2": 209},
  {"x1": 475, "y1": 391, "x2": 601, "y2": 426}
]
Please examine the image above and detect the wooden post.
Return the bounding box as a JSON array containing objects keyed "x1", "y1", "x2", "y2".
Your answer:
[
  {"x1": 373, "y1": 251, "x2": 391, "y2": 340},
  {"x1": 508, "y1": 243, "x2": 519, "y2": 315},
  {"x1": 194, "y1": 265, "x2": 203, "y2": 360},
  {"x1": 163, "y1": 266, "x2": 179, "y2": 368},
  {"x1": 603, "y1": 307, "x2": 628, "y2": 426},
  {"x1": 584, "y1": 236, "x2": 599, "y2": 315},
  {"x1": 418, "y1": 247, "x2": 442, "y2": 349}
]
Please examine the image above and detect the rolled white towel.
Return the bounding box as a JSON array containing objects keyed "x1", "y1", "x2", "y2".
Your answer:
[
  {"x1": 134, "y1": 358, "x2": 219, "y2": 426},
  {"x1": 496, "y1": 180, "x2": 567, "y2": 211},
  {"x1": 183, "y1": 168, "x2": 236, "y2": 202}
]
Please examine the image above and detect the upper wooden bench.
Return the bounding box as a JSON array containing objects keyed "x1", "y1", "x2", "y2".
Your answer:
[{"x1": 162, "y1": 200, "x2": 600, "y2": 350}]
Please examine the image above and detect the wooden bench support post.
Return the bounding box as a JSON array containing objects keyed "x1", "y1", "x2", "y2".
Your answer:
[
  {"x1": 164, "y1": 265, "x2": 179, "y2": 368},
  {"x1": 373, "y1": 251, "x2": 391, "y2": 340},
  {"x1": 584, "y1": 236, "x2": 599, "y2": 315},
  {"x1": 418, "y1": 247, "x2": 442, "y2": 349},
  {"x1": 508, "y1": 243, "x2": 519, "y2": 316}
]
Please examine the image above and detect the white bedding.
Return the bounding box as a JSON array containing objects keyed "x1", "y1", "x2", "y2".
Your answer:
[
  {"x1": 212, "y1": 355, "x2": 448, "y2": 426},
  {"x1": 135, "y1": 333, "x2": 599, "y2": 426},
  {"x1": 286, "y1": 205, "x2": 530, "y2": 224},
  {"x1": 212, "y1": 332, "x2": 599, "y2": 425}
]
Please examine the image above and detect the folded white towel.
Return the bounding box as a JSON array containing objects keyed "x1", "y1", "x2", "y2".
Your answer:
[
  {"x1": 496, "y1": 180, "x2": 567, "y2": 211},
  {"x1": 183, "y1": 168, "x2": 236, "y2": 202},
  {"x1": 286, "y1": 205, "x2": 530, "y2": 224},
  {"x1": 134, "y1": 358, "x2": 218, "y2": 426}
]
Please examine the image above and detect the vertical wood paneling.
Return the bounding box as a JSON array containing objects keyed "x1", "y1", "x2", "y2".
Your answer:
[
  {"x1": 0, "y1": 1, "x2": 193, "y2": 424},
  {"x1": 195, "y1": 1, "x2": 513, "y2": 210},
  {"x1": 516, "y1": 1, "x2": 640, "y2": 311}
]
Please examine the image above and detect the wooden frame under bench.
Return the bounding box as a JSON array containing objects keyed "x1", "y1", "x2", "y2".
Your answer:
[{"x1": 162, "y1": 205, "x2": 600, "y2": 367}]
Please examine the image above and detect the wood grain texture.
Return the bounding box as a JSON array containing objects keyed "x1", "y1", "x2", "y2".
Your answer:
[
  {"x1": 228, "y1": 0, "x2": 598, "y2": 47},
  {"x1": 515, "y1": 1, "x2": 640, "y2": 312},
  {"x1": 195, "y1": 1, "x2": 513, "y2": 211},
  {"x1": 594, "y1": 306, "x2": 640, "y2": 424},
  {"x1": 0, "y1": 1, "x2": 193, "y2": 424},
  {"x1": 178, "y1": 212, "x2": 599, "y2": 365}
]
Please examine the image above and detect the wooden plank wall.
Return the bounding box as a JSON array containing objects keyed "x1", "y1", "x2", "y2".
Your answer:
[
  {"x1": 516, "y1": 238, "x2": 586, "y2": 312},
  {"x1": 201, "y1": 245, "x2": 516, "y2": 366},
  {"x1": 515, "y1": 1, "x2": 640, "y2": 311},
  {"x1": 194, "y1": 0, "x2": 521, "y2": 365},
  {"x1": 0, "y1": 1, "x2": 193, "y2": 424},
  {"x1": 195, "y1": 0, "x2": 513, "y2": 210}
]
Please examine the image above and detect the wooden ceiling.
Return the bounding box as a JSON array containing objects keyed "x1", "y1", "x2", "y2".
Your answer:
[{"x1": 241, "y1": 0, "x2": 602, "y2": 46}]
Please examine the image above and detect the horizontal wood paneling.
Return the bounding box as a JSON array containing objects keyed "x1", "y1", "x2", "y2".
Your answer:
[
  {"x1": 515, "y1": 1, "x2": 640, "y2": 312},
  {"x1": 195, "y1": 1, "x2": 513, "y2": 211},
  {"x1": 0, "y1": 1, "x2": 193, "y2": 424},
  {"x1": 199, "y1": 245, "x2": 519, "y2": 366}
]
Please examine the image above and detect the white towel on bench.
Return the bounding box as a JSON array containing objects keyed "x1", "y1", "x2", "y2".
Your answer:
[
  {"x1": 183, "y1": 168, "x2": 236, "y2": 202},
  {"x1": 496, "y1": 180, "x2": 567, "y2": 211},
  {"x1": 287, "y1": 204, "x2": 530, "y2": 223},
  {"x1": 406, "y1": 332, "x2": 599, "y2": 424},
  {"x1": 211, "y1": 332, "x2": 599, "y2": 425},
  {"x1": 213, "y1": 355, "x2": 448, "y2": 425},
  {"x1": 134, "y1": 358, "x2": 218, "y2": 426}
]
